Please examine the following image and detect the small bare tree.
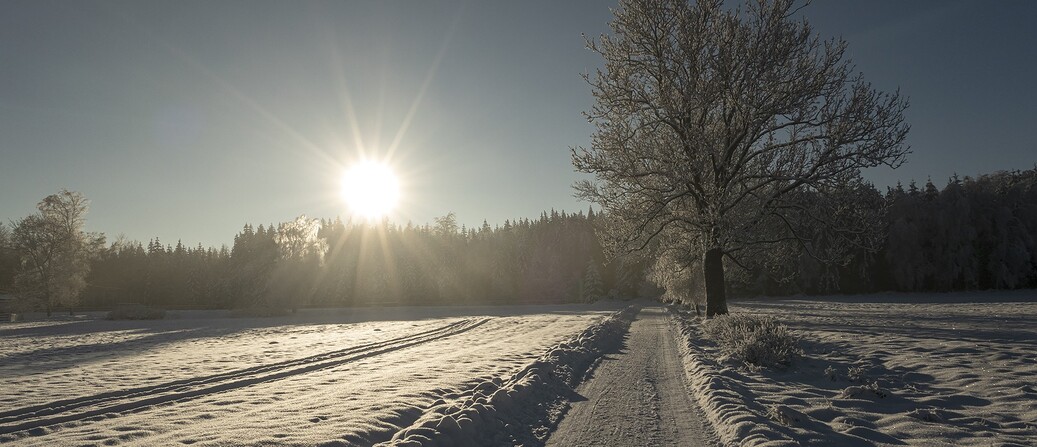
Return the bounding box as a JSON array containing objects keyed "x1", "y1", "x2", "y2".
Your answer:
[
  {"x1": 574, "y1": 0, "x2": 909, "y2": 316},
  {"x1": 11, "y1": 190, "x2": 104, "y2": 316},
  {"x1": 268, "y1": 215, "x2": 328, "y2": 311}
]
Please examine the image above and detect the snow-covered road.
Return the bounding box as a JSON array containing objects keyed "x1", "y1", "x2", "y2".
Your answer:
[{"x1": 546, "y1": 307, "x2": 717, "y2": 447}]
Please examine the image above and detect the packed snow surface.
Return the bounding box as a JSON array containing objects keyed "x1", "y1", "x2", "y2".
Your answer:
[
  {"x1": 0, "y1": 303, "x2": 625, "y2": 446},
  {"x1": 547, "y1": 307, "x2": 717, "y2": 447},
  {"x1": 674, "y1": 291, "x2": 1037, "y2": 447}
]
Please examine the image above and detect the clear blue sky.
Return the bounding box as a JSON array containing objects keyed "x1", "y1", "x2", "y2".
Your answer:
[{"x1": 2, "y1": 0, "x2": 1034, "y2": 248}]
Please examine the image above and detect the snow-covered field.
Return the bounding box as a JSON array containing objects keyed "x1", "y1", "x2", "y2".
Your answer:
[
  {"x1": 0, "y1": 303, "x2": 626, "y2": 446},
  {"x1": 675, "y1": 291, "x2": 1037, "y2": 447},
  {"x1": 7, "y1": 292, "x2": 1036, "y2": 447}
]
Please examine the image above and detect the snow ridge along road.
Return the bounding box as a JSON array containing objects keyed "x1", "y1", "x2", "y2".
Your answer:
[
  {"x1": 0, "y1": 317, "x2": 488, "y2": 436},
  {"x1": 378, "y1": 306, "x2": 638, "y2": 446}
]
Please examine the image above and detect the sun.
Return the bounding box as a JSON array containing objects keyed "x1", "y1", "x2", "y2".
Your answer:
[{"x1": 341, "y1": 161, "x2": 400, "y2": 219}]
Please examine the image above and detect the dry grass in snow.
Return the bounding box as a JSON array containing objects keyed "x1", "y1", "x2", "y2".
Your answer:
[{"x1": 700, "y1": 314, "x2": 801, "y2": 369}]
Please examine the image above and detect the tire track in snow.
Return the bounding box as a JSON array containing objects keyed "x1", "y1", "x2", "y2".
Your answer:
[{"x1": 0, "y1": 318, "x2": 489, "y2": 436}]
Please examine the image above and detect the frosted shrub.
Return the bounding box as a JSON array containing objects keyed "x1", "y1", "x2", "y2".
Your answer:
[
  {"x1": 700, "y1": 314, "x2": 801, "y2": 368},
  {"x1": 825, "y1": 365, "x2": 839, "y2": 381},
  {"x1": 846, "y1": 365, "x2": 870, "y2": 382},
  {"x1": 766, "y1": 404, "x2": 806, "y2": 426}
]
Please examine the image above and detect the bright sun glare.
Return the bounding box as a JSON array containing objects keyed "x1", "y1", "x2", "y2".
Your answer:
[{"x1": 341, "y1": 161, "x2": 400, "y2": 219}]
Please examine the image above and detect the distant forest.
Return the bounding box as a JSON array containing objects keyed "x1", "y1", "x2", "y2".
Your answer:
[
  {"x1": 82, "y1": 210, "x2": 617, "y2": 309},
  {"x1": 1, "y1": 167, "x2": 1036, "y2": 310},
  {"x1": 744, "y1": 168, "x2": 1037, "y2": 296}
]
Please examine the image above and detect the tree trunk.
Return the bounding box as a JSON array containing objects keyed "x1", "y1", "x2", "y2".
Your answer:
[{"x1": 703, "y1": 247, "x2": 728, "y2": 318}]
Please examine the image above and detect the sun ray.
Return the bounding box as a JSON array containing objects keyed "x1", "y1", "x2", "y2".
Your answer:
[
  {"x1": 101, "y1": 2, "x2": 335, "y2": 170},
  {"x1": 323, "y1": 26, "x2": 367, "y2": 159},
  {"x1": 385, "y1": 6, "x2": 466, "y2": 160},
  {"x1": 374, "y1": 223, "x2": 404, "y2": 302}
]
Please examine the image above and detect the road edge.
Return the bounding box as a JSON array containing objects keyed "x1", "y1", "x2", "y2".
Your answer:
[
  {"x1": 376, "y1": 306, "x2": 639, "y2": 446},
  {"x1": 669, "y1": 308, "x2": 800, "y2": 447}
]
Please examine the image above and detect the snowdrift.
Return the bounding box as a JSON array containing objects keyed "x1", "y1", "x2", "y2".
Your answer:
[
  {"x1": 671, "y1": 296, "x2": 1037, "y2": 447},
  {"x1": 671, "y1": 309, "x2": 799, "y2": 447},
  {"x1": 375, "y1": 306, "x2": 638, "y2": 447}
]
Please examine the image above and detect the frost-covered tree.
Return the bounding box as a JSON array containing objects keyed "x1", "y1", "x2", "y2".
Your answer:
[
  {"x1": 10, "y1": 190, "x2": 104, "y2": 316},
  {"x1": 933, "y1": 176, "x2": 977, "y2": 290},
  {"x1": 885, "y1": 184, "x2": 925, "y2": 290},
  {"x1": 609, "y1": 258, "x2": 640, "y2": 299},
  {"x1": 574, "y1": 0, "x2": 909, "y2": 316},
  {"x1": 264, "y1": 215, "x2": 329, "y2": 311},
  {"x1": 434, "y1": 212, "x2": 459, "y2": 237},
  {"x1": 275, "y1": 215, "x2": 328, "y2": 262},
  {"x1": 879, "y1": 170, "x2": 1037, "y2": 293},
  {"x1": 229, "y1": 223, "x2": 278, "y2": 307},
  {"x1": 0, "y1": 223, "x2": 18, "y2": 293},
  {"x1": 648, "y1": 252, "x2": 704, "y2": 315},
  {"x1": 581, "y1": 260, "x2": 605, "y2": 302}
]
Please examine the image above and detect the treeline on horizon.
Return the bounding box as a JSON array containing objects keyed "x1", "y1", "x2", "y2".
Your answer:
[
  {"x1": 1, "y1": 167, "x2": 1036, "y2": 311},
  {"x1": 76, "y1": 210, "x2": 626, "y2": 309},
  {"x1": 736, "y1": 168, "x2": 1037, "y2": 296}
]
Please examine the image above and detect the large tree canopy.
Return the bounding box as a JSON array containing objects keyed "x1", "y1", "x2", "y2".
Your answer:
[{"x1": 573, "y1": 0, "x2": 909, "y2": 316}]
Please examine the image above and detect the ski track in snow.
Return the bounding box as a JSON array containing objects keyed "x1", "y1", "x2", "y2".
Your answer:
[
  {"x1": 0, "y1": 318, "x2": 489, "y2": 435},
  {"x1": 8, "y1": 292, "x2": 1031, "y2": 447},
  {"x1": 0, "y1": 304, "x2": 624, "y2": 446}
]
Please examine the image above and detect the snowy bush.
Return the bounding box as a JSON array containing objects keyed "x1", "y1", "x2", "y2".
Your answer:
[
  {"x1": 825, "y1": 365, "x2": 839, "y2": 381},
  {"x1": 700, "y1": 314, "x2": 800, "y2": 368},
  {"x1": 824, "y1": 364, "x2": 870, "y2": 382},
  {"x1": 106, "y1": 304, "x2": 166, "y2": 320},
  {"x1": 838, "y1": 382, "x2": 888, "y2": 399},
  {"x1": 846, "y1": 365, "x2": 870, "y2": 382},
  {"x1": 766, "y1": 404, "x2": 807, "y2": 426},
  {"x1": 909, "y1": 407, "x2": 951, "y2": 423}
]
